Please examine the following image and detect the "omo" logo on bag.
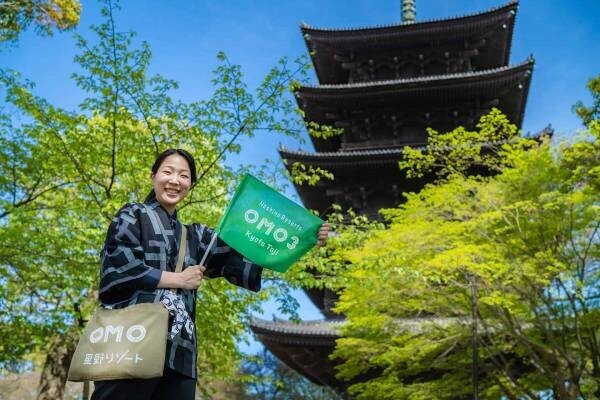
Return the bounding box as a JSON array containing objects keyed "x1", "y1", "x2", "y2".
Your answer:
[{"x1": 89, "y1": 325, "x2": 147, "y2": 343}]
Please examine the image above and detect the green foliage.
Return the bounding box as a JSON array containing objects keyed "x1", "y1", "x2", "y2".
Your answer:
[
  {"x1": 399, "y1": 108, "x2": 529, "y2": 179},
  {"x1": 336, "y1": 138, "x2": 599, "y2": 398},
  {"x1": 300, "y1": 84, "x2": 600, "y2": 399},
  {"x1": 0, "y1": 0, "x2": 311, "y2": 392},
  {"x1": 288, "y1": 205, "x2": 384, "y2": 297},
  {"x1": 573, "y1": 76, "x2": 600, "y2": 128},
  {"x1": 304, "y1": 119, "x2": 344, "y2": 140},
  {"x1": 288, "y1": 161, "x2": 334, "y2": 186},
  {"x1": 0, "y1": 0, "x2": 81, "y2": 42}
]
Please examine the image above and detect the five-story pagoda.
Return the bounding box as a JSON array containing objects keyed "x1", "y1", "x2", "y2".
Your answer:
[{"x1": 251, "y1": 1, "x2": 533, "y2": 396}]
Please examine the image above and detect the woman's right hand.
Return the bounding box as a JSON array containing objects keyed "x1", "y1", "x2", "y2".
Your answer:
[
  {"x1": 178, "y1": 265, "x2": 206, "y2": 290},
  {"x1": 157, "y1": 265, "x2": 206, "y2": 290}
]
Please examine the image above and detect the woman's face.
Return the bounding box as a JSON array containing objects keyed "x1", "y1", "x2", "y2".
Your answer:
[{"x1": 151, "y1": 154, "x2": 193, "y2": 214}]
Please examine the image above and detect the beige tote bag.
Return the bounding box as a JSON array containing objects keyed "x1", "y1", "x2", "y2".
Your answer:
[{"x1": 68, "y1": 226, "x2": 187, "y2": 381}]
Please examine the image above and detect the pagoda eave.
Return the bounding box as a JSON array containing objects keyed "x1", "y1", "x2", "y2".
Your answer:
[
  {"x1": 250, "y1": 317, "x2": 462, "y2": 389},
  {"x1": 250, "y1": 319, "x2": 343, "y2": 390},
  {"x1": 298, "y1": 60, "x2": 533, "y2": 98},
  {"x1": 280, "y1": 141, "x2": 510, "y2": 216},
  {"x1": 280, "y1": 148, "x2": 413, "y2": 215},
  {"x1": 297, "y1": 61, "x2": 533, "y2": 152},
  {"x1": 251, "y1": 318, "x2": 342, "y2": 340},
  {"x1": 280, "y1": 147, "x2": 408, "y2": 169},
  {"x1": 302, "y1": 1, "x2": 518, "y2": 84},
  {"x1": 301, "y1": 1, "x2": 517, "y2": 39}
]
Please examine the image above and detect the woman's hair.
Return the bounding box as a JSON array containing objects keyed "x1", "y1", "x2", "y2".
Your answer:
[{"x1": 145, "y1": 148, "x2": 197, "y2": 202}]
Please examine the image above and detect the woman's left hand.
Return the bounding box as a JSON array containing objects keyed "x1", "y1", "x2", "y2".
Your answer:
[{"x1": 317, "y1": 222, "x2": 331, "y2": 247}]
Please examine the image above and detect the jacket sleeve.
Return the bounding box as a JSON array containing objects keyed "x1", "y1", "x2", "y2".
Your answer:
[
  {"x1": 190, "y1": 223, "x2": 262, "y2": 292},
  {"x1": 99, "y1": 204, "x2": 163, "y2": 305}
]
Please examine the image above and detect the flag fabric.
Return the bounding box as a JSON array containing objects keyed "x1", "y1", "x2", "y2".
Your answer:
[{"x1": 216, "y1": 174, "x2": 323, "y2": 272}]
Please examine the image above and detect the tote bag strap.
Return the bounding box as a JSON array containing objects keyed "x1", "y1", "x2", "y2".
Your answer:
[
  {"x1": 174, "y1": 227, "x2": 187, "y2": 274},
  {"x1": 142, "y1": 203, "x2": 187, "y2": 272},
  {"x1": 170, "y1": 221, "x2": 188, "y2": 295},
  {"x1": 141, "y1": 204, "x2": 188, "y2": 294}
]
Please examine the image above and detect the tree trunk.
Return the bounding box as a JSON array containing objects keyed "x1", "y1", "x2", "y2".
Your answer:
[{"x1": 36, "y1": 328, "x2": 79, "y2": 400}]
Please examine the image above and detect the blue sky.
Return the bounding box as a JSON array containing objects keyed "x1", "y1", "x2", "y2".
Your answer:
[
  {"x1": 3, "y1": 0, "x2": 599, "y2": 139},
  {"x1": 1, "y1": 0, "x2": 599, "y2": 349}
]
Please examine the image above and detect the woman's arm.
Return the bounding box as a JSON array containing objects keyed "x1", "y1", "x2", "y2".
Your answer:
[
  {"x1": 99, "y1": 204, "x2": 163, "y2": 305},
  {"x1": 157, "y1": 265, "x2": 205, "y2": 290},
  {"x1": 190, "y1": 224, "x2": 263, "y2": 292}
]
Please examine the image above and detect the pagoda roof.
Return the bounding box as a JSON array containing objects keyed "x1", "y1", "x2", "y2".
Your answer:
[
  {"x1": 278, "y1": 141, "x2": 506, "y2": 179},
  {"x1": 250, "y1": 318, "x2": 344, "y2": 390},
  {"x1": 251, "y1": 316, "x2": 526, "y2": 393},
  {"x1": 301, "y1": 58, "x2": 532, "y2": 92},
  {"x1": 279, "y1": 138, "x2": 518, "y2": 215},
  {"x1": 251, "y1": 318, "x2": 343, "y2": 338},
  {"x1": 302, "y1": 1, "x2": 519, "y2": 84},
  {"x1": 251, "y1": 317, "x2": 458, "y2": 338},
  {"x1": 297, "y1": 59, "x2": 533, "y2": 152},
  {"x1": 251, "y1": 317, "x2": 455, "y2": 391},
  {"x1": 279, "y1": 139, "x2": 520, "y2": 166},
  {"x1": 279, "y1": 147, "x2": 414, "y2": 214},
  {"x1": 280, "y1": 146, "x2": 409, "y2": 169}
]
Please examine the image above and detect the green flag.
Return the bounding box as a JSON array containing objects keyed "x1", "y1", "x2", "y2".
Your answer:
[{"x1": 216, "y1": 174, "x2": 323, "y2": 272}]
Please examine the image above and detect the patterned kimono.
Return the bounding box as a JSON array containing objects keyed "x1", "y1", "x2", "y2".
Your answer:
[{"x1": 98, "y1": 200, "x2": 262, "y2": 379}]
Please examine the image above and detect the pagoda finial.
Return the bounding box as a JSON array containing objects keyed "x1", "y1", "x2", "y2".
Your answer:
[{"x1": 402, "y1": 0, "x2": 416, "y2": 24}]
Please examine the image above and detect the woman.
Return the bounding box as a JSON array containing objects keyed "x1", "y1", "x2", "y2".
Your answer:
[{"x1": 92, "y1": 149, "x2": 330, "y2": 399}]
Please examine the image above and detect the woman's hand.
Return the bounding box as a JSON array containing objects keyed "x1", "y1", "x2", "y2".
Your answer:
[
  {"x1": 317, "y1": 222, "x2": 331, "y2": 247},
  {"x1": 178, "y1": 265, "x2": 206, "y2": 290},
  {"x1": 158, "y1": 265, "x2": 206, "y2": 290}
]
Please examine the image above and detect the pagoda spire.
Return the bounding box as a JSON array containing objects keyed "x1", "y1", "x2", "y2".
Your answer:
[{"x1": 402, "y1": 0, "x2": 416, "y2": 24}]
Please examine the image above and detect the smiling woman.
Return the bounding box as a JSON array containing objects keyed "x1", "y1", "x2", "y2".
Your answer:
[
  {"x1": 91, "y1": 148, "x2": 265, "y2": 400},
  {"x1": 145, "y1": 149, "x2": 197, "y2": 213}
]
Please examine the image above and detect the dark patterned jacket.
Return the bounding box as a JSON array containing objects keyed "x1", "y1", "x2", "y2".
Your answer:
[{"x1": 98, "y1": 200, "x2": 262, "y2": 379}]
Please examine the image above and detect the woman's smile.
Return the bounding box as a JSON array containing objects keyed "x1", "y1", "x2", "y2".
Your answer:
[{"x1": 151, "y1": 154, "x2": 192, "y2": 214}]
